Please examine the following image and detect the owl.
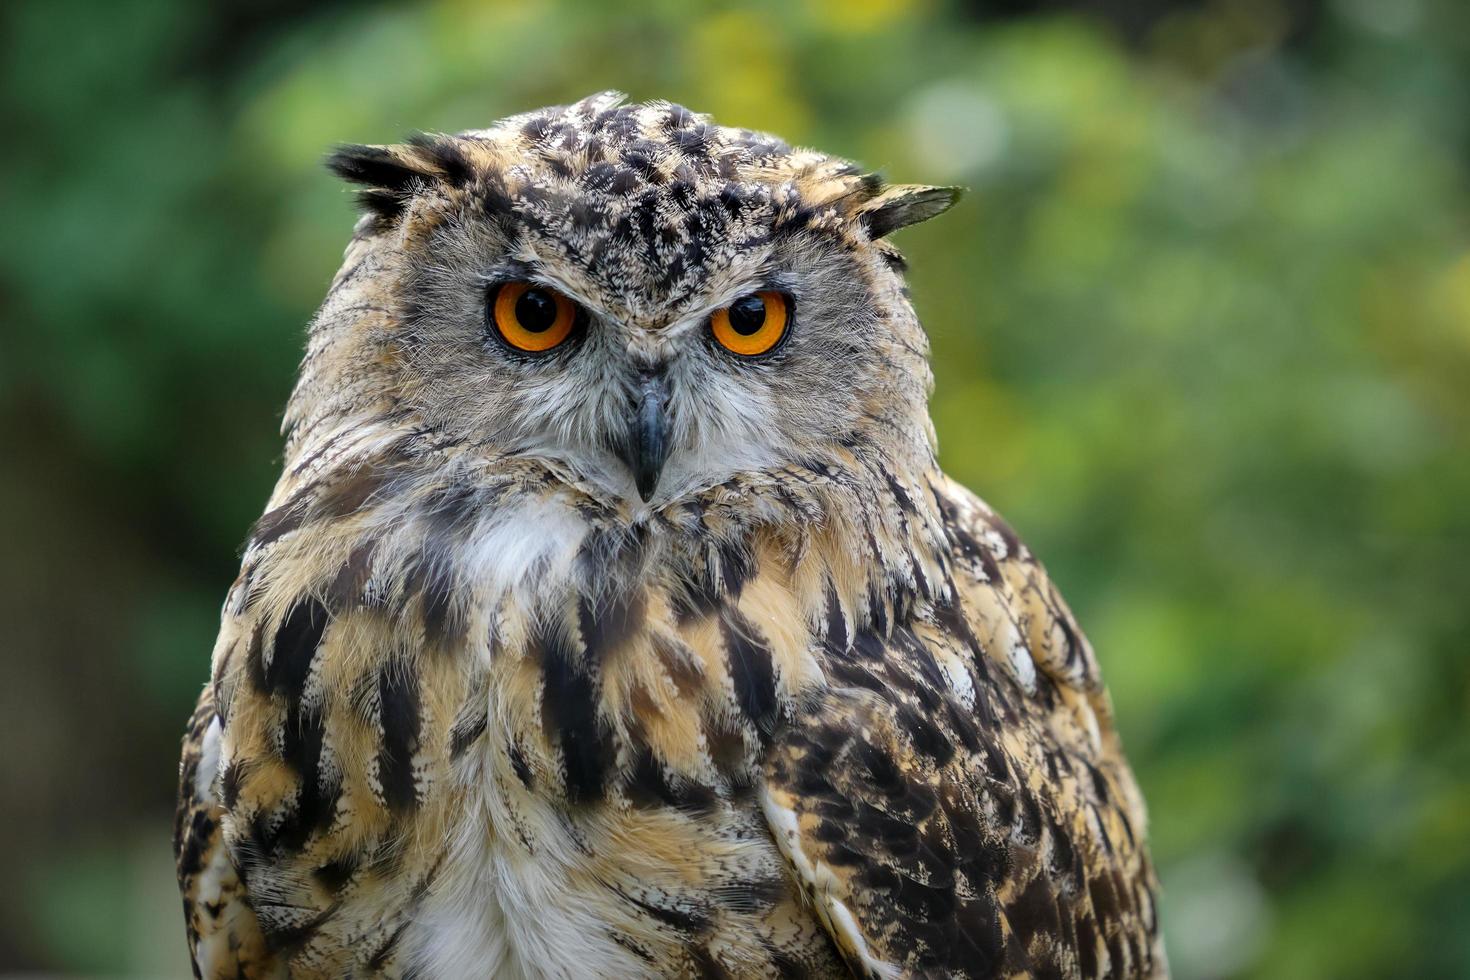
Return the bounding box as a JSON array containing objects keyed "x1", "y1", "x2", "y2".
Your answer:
[{"x1": 174, "y1": 92, "x2": 1164, "y2": 979}]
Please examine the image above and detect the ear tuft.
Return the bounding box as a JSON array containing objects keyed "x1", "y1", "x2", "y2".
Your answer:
[
  {"x1": 405, "y1": 133, "x2": 473, "y2": 188},
  {"x1": 326, "y1": 139, "x2": 466, "y2": 220},
  {"x1": 861, "y1": 184, "x2": 963, "y2": 238}
]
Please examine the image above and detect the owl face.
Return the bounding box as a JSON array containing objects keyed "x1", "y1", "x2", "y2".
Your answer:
[{"x1": 316, "y1": 93, "x2": 958, "y2": 508}]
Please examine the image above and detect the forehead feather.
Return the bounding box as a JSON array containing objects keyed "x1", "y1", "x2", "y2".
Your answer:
[{"x1": 436, "y1": 94, "x2": 877, "y2": 317}]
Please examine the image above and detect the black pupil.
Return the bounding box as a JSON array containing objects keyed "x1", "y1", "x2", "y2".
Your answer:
[
  {"x1": 514, "y1": 288, "x2": 558, "y2": 332},
  {"x1": 727, "y1": 294, "x2": 767, "y2": 335}
]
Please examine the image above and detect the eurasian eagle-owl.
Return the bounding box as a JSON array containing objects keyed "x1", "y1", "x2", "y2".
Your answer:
[{"x1": 175, "y1": 91, "x2": 1164, "y2": 979}]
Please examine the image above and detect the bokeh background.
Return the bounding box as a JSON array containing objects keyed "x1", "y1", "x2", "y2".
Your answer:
[{"x1": 3, "y1": 0, "x2": 1468, "y2": 976}]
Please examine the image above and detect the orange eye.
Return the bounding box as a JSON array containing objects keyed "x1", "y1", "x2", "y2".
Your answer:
[
  {"x1": 491, "y1": 282, "x2": 578, "y2": 353},
  {"x1": 710, "y1": 291, "x2": 790, "y2": 357}
]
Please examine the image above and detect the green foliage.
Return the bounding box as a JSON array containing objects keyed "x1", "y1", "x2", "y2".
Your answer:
[{"x1": 3, "y1": 0, "x2": 1467, "y2": 975}]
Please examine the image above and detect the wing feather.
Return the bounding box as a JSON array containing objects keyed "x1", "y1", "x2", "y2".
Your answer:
[
  {"x1": 174, "y1": 685, "x2": 283, "y2": 979},
  {"x1": 760, "y1": 477, "x2": 1166, "y2": 979}
]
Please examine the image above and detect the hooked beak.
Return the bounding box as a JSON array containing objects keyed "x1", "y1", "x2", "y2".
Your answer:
[{"x1": 623, "y1": 370, "x2": 671, "y2": 502}]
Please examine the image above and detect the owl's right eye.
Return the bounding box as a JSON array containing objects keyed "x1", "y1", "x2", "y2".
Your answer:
[{"x1": 489, "y1": 282, "x2": 579, "y2": 353}]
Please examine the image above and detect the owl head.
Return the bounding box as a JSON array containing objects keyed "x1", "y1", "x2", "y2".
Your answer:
[{"x1": 295, "y1": 92, "x2": 958, "y2": 509}]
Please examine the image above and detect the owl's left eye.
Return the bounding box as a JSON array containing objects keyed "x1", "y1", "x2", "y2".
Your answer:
[
  {"x1": 709, "y1": 291, "x2": 791, "y2": 357},
  {"x1": 489, "y1": 282, "x2": 579, "y2": 353}
]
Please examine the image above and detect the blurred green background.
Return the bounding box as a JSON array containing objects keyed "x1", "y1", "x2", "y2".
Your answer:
[{"x1": 3, "y1": 0, "x2": 1468, "y2": 976}]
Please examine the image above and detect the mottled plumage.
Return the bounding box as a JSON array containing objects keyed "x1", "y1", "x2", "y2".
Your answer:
[{"x1": 175, "y1": 92, "x2": 1164, "y2": 979}]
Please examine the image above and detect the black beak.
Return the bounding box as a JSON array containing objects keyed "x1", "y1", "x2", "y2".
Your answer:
[{"x1": 625, "y1": 370, "x2": 671, "y2": 502}]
